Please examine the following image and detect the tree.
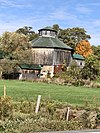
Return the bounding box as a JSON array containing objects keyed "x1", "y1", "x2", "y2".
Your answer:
[
  {"x1": 0, "y1": 32, "x2": 32, "y2": 73},
  {"x1": 81, "y1": 54, "x2": 100, "y2": 80},
  {"x1": 16, "y1": 26, "x2": 38, "y2": 41},
  {"x1": 92, "y1": 45, "x2": 100, "y2": 60},
  {"x1": 52, "y1": 24, "x2": 60, "y2": 32},
  {"x1": 76, "y1": 40, "x2": 93, "y2": 57},
  {"x1": 67, "y1": 60, "x2": 81, "y2": 79},
  {"x1": 58, "y1": 27, "x2": 91, "y2": 50}
]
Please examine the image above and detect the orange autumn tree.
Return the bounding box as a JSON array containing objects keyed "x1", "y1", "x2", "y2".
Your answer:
[{"x1": 76, "y1": 40, "x2": 93, "y2": 57}]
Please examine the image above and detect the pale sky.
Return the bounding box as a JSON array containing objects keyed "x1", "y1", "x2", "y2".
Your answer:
[{"x1": 0, "y1": 0, "x2": 100, "y2": 45}]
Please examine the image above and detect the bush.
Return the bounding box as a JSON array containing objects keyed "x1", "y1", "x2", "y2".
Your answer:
[
  {"x1": 72, "y1": 79, "x2": 85, "y2": 86},
  {"x1": 81, "y1": 55, "x2": 100, "y2": 80},
  {"x1": 19, "y1": 100, "x2": 35, "y2": 114},
  {"x1": 0, "y1": 97, "x2": 99, "y2": 132},
  {"x1": 0, "y1": 96, "x2": 13, "y2": 119}
]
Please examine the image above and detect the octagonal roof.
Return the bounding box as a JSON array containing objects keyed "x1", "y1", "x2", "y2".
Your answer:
[
  {"x1": 38, "y1": 26, "x2": 57, "y2": 32},
  {"x1": 31, "y1": 36, "x2": 73, "y2": 51}
]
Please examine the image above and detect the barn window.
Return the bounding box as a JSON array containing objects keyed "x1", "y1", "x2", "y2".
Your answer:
[
  {"x1": 50, "y1": 31, "x2": 55, "y2": 36},
  {"x1": 42, "y1": 31, "x2": 45, "y2": 35}
]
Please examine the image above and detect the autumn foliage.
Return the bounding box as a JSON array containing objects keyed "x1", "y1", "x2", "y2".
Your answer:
[{"x1": 76, "y1": 40, "x2": 93, "y2": 57}]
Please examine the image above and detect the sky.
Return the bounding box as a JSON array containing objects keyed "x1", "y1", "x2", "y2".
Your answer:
[{"x1": 0, "y1": 0, "x2": 100, "y2": 46}]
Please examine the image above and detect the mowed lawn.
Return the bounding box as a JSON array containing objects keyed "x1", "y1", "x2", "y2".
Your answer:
[{"x1": 0, "y1": 80, "x2": 100, "y2": 106}]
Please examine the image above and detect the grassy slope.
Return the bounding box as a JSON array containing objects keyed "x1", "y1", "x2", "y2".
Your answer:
[{"x1": 0, "y1": 80, "x2": 100, "y2": 106}]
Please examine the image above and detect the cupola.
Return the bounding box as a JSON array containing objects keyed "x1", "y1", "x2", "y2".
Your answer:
[{"x1": 38, "y1": 26, "x2": 57, "y2": 38}]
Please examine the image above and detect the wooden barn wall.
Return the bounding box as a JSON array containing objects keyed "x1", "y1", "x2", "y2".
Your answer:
[
  {"x1": 31, "y1": 48, "x2": 71, "y2": 66},
  {"x1": 31, "y1": 48, "x2": 54, "y2": 65},
  {"x1": 54, "y1": 49, "x2": 71, "y2": 66}
]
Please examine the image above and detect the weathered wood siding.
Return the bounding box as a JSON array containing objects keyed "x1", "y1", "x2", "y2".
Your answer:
[
  {"x1": 19, "y1": 69, "x2": 40, "y2": 80},
  {"x1": 31, "y1": 48, "x2": 71, "y2": 66},
  {"x1": 54, "y1": 49, "x2": 71, "y2": 66},
  {"x1": 31, "y1": 48, "x2": 54, "y2": 65}
]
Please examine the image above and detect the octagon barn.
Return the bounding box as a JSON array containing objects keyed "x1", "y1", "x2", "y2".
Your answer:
[{"x1": 30, "y1": 27, "x2": 73, "y2": 78}]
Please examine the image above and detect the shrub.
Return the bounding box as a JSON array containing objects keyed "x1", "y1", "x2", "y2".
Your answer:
[
  {"x1": 19, "y1": 100, "x2": 35, "y2": 114},
  {"x1": 0, "y1": 96, "x2": 13, "y2": 119},
  {"x1": 0, "y1": 97, "x2": 99, "y2": 132},
  {"x1": 81, "y1": 55, "x2": 100, "y2": 80}
]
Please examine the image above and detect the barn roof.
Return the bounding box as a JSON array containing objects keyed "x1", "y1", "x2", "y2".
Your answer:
[
  {"x1": 19, "y1": 64, "x2": 41, "y2": 70},
  {"x1": 31, "y1": 37, "x2": 73, "y2": 50},
  {"x1": 73, "y1": 54, "x2": 85, "y2": 60},
  {"x1": 38, "y1": 26, "x2": 57, "y2": 32}
]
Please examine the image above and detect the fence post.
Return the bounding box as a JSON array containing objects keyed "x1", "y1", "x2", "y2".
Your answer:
[
  {"x1": 66, "y1": 107, "x2": 70, "y2": 121},
  {"x1": 4, "y1": 84, "x2": 6, "y2": 98},
  {"x1": 35, "y1": 95, "x2": 41, "y2": 114}
]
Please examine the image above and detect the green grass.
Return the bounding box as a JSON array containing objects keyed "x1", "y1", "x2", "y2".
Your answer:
[{"x1": 0, "y1": 80, "x2": 100, "y2": 106}]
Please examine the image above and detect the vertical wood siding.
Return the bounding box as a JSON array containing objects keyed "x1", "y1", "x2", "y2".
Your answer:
[{"x1": 31, "y1": 48, "x2": 71, "y2": 66}]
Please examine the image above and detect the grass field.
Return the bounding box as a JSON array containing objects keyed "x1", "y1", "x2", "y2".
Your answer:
[{"x1": 0, "y1": 80, "x2": 100, "y2": 106}]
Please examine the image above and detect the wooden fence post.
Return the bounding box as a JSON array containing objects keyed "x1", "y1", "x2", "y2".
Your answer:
[
  {"x1": 4, "y1": 84, "x2": 6, "y2": 98},
  {"x1": 66, "y1": 107, "x2": 70, "y2": 121},
  {"x1": 35, "y1": 95, "x2": 41, "y2": 114}
]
